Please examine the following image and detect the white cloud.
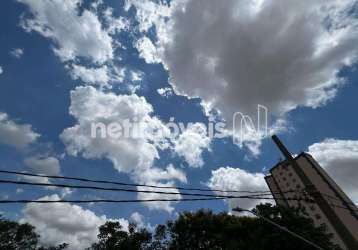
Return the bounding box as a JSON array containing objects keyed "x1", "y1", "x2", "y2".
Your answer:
[
  {"x1": 60, "y1": 86, "x2": 186, "y2": 212},
  {"x1": 103, "y1": 7, "x2": 128, "y2": 35},
  {"x1": 69, "y1": 64, "x2": 110, "y2": 86},
  {"x1": 136, "y1": 183, "x2": 182, "y2": 213},
  {"x1": 208, "y1": 167, "x2": 270, "y2": 211},
  {"x1": 0, "y1": 112, "x2": 39, "y2": 149},
  {"x1": 308, "y1": 138, "x2": 358, "y2": 203},
  {"x1": 173, "y1": 123, "x2": 211, "y2": 168},
  {"x1": 10, "y1": 48, "x2": 24, "y2": 58},
  {"x1": 19, "y1": 0, "x2": 113, "y2": 64},
  {"x1": 20, "y1": 194, "x2": 129, "y2": 250},
  {"x1": 130, "y1": 71, "x2": 143, "y2": 82},
  {"x1": 24, "y1": 156, "x2": 61, "y2": 175},
  {"x1": 126, "y1": 0, "x2": 183, "y2": 64},
  {"x1": 130, "y1": 212, "x2": 154, "y2": 231},
  {"x1": 157, "y1": 87, "x2": 173, "y2": 97},
  {"x1": 125, "y1": 0, "x2": 173, "y2": 38},
  {"x1": 135, "y1": 36, "x2": 161, "y2": 64},
  {"x1": 0, "y1": 66, "x2": 3, "y2": 74},
  {"x1": 158, "y1": 0, "x2": 358, "y2": 125}
]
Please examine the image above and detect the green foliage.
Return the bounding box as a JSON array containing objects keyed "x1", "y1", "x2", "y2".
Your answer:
[
  {"x1": 88, "y1": 203, "x2": 341, "y2": 250},
  {"x1": 89, "y1": 222, "x2": 152, "y2": 250},
  {"x1": 0, "y1": 216, "x2": 68, "y2": 250},
  {"x1": 162, "y1": 204, "x2": 341, "y2": 250},
  {"x1": 0, "y1": 215, "x2": 39, "y2": 250},
  {"x1": 0, "y1": 204, "x2": 342, "y2": 250}
]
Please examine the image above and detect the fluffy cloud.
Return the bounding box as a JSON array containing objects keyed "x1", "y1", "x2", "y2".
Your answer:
[
  {"x1": 24, "y1": 156, "x2": 61, "y2": 175},
  {"x1": 103, "y1": 7, "x2": 128, "y2": 35},
  {"x1": 173, "y1": 123, "x2": 211, "y2": 168},
  {"x1": 159, "y1": 0, "x2": 358, "y2": 123},
  {"x1": 9, "y1": 48, "x2": 24, "y2": 58},
  {"x1": 125, "y1": 0, "x2": 173, "y2": 38},
  {"x1": 60, "y1": 86, "x2": 185, "y2": 212},
  {"x1": 208, "y1": 167, "x2": 270, "y2": 211},
  {"x1": 157, "y1": 87, "x2": 173, "y2": 97},
  {"x1": 69, "y1": 64, "x2": 110, "y2": 86},
  {"x1": 308, "y1": 138, "x2": 358, "y2": 203},
  {"x1": 0, "y1": 112, "x2": 39, "y2": 149},
  {"x1": 135, "y1": 36, "x2": 161, "y2": 64},
  {"x1": 130, "y1": 212, "x2": 154, "y2": 231},
  {"x1": 0, "y1": 66, "x2": 3, "y2": 74},
  {"x1": 20, "y1": 194, "x2": 129, "y2": 250},
  {"x1": 19, "y1": 0, "x2": 113, "y2": 63}
]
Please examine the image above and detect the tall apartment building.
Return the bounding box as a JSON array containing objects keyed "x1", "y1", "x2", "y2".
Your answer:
[{"x1": 265, "y1": 136, "x2": 358, "y2": 250}]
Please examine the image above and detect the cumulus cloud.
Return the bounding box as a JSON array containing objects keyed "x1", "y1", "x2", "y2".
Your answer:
[
  {"x1": 208, "y1": 167, "x2": 270, "y2": 211},
  {"x1": 103, "y1": 7, "x2": 128, "y2": 35},
  {"x1": 0, "y1": 112, "x2": 39, "y2": 149},
  {"x1": 157, "y1": 87, "x2": 173, "y2": 97},
  {"x1": 160, "y1": 0, "x2": 358, "y2": 123},
  {"x1": 9, "y1": 48, "x2": 24, "y2": 58},
  {"x1": 308, "y1": 138, "x2": 358, "y2": 203},
  {"x1": 24, "y1": 156, "x2": 61, "y2": 175},
  {"x1": 125, "y1": 0, "x2": 173, "y2": 38},
  {"x1": 19, "y1": 0, "x2": 113, "y2": 63},
  {"x1": 69, "y1": 64, "x2": 110, "y2": 86},
  {"x1": 20, "y1": 194, "x2": 129, "y2": 250},
  {"x1": 135, "y1": 36, "x2": 161, "y2": 64},
  {"x1": 173, "y1": 123, "x2": 211, "y2": 168},
  {"x1": 130, "y1": 212, "x2": 154, "y2": 231},
  {"x1": 60, "y1": 86, "x2": 186, "y2": 212},
  {"x1": 136, "y1": 183, "x2": 181, "y2": 213},
  {"x1": 126, "y1": 0, "x2": 181, "y2": 63}
]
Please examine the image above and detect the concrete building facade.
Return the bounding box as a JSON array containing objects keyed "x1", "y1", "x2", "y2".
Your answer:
[{"x1": 265, "y1": 152, "x2": 358, "y2": 249}]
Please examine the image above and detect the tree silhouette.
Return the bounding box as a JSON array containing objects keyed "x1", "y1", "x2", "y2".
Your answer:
[
  {"x1": 0, "y1": 216, "x2": 68, "y2": 250},
  {"x1": 90, "y1": 203, "x2": 341, "y2": 250},
  {"x1": 0, "y1": 203, "x2": 342, "y2": 250},
  {"x1": 163, "y1": 204, "x2": 341, "y2": 250},
  {"x1": 88, "y1": 222, "x2": 151, "y2": 250}
]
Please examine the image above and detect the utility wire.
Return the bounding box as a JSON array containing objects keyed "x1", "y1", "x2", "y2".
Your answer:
[
  {"x1": 0, "y1": 169, "x2": 272, "y2": 194},
  {"x1": 2, "y1": 170, "x2": 354, "y2": 211},
  {"x1": 0, "y1": 197, "x2": 225, "y2": 203},
  {"x1": 0, "y1": 179, "x2": 323, "y2": 205},
  {"x1": 0, "y1": 179, "x2": 277, "y2": 199},
  {"x1": 233, "y1": 207, "x2": 326, "y2": 250}
]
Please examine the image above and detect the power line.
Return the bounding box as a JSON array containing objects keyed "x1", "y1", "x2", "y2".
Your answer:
[
  {"x1": 1, "y1": 179, "x2": 355, "y2": 212},
  {"x1": 0, "y1": 179, "x2": 276, "y2": 199},
  {"x1": 2, "y1": 174, "x2": 355, "y2": 212},
  {"x1": 233, "y1": 207, "x2": 325, "y2": 250},
  {"x1": 3, "y1": 170, "x2": 354, "y2": 211},
  {"x1": 0, "y1": 179, "x2": 324, "y2": 205},
  {"x1": 0, "y1": 169, "x2": 272, "y2": 194},
  {"x1": 0, "y1": 197, "x2": 225, "y2": 203}
]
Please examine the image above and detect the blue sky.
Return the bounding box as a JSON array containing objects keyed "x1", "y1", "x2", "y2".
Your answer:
[{"x1": 0, "y1": 0, "x2": 358, "y2": 248}]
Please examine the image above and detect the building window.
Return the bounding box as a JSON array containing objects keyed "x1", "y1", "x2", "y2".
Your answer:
[
  {"x1": 292, "y1": 178, "x2": 296, "y2": 183},
  {"x1": 296, "y1": 184, "x2": 301, "y2": 189},
  {"x1": 288, "y1": 172, "x2": 293, "y2": 177},
  {"x1": 315, "y1": 214, "x2": 321, "y2": 220}
]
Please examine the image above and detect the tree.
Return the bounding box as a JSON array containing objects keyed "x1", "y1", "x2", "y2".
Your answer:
[
  {"x1": 0, "y1": 215, "x2": 38, "y2": 250},
  {"x1": 89, "y1": 222, "x2": 151, "y2": 250},
  {"x1": 0, "y1": 216, "x2": 68, "y2": 250},
  {"x1": 163, "y1": 203, "x2": 341, "y2": 250},
  {"x1": 90, "y1": 203, "x2": 341, "y2": 250}
]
